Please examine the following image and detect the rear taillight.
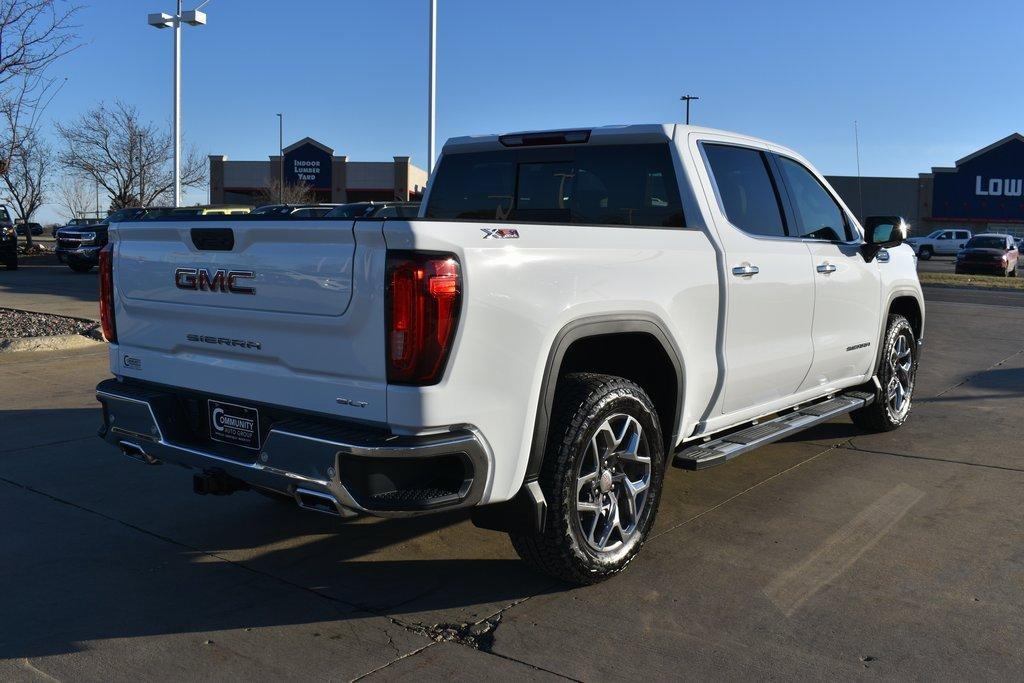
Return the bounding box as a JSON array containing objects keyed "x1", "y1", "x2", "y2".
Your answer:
[
  {"x1": 386, "y1": 251, "x2": 461, "y2": 385},
  {"x1": 99, "y1": 243, "x2": 117, "y2": 343}
]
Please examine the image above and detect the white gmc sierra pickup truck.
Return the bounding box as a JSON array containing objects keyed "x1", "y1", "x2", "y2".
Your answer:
[{"x1": 95, "y1": 124, "x2": 924, "y2": 584}]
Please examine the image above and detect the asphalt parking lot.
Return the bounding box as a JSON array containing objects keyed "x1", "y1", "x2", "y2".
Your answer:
[
  {"x1": 915, "y1": 255, "x2": 957, "y2": 274},
  {"x1": 2, "y1": 264, "x2": 1024, "y2": 680}
]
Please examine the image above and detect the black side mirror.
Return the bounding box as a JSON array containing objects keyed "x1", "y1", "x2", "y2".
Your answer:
[{"x1": 861, "y1": 215, "x2": 908, "y2": 261}]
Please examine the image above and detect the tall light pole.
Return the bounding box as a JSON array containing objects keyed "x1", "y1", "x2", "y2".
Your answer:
[
  {"x1": 148, "y1": 3, "x2": 208, "y2": 207},
  {"x1": 277, "y1": 113, "x2": 284, "y2": 204},
  {"x1": 427, "y1": 0, "x2": 436, "y2": 176},
  {"x1": 680, "y1": 94, "x2": 699, "y2": 125}
]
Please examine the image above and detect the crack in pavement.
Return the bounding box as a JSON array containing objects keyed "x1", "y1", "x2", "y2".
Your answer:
[
  {"x1": 0, "y1": 434, "x2": 95, "y2": 455},
  {"x1": 0, "y1": 474, "x2": 566, "y2": 680},
  {"x1": 837, "y1": 443, "x2": 1024, "y2": 474},
  {"x1": 348, "y1": 642, "x2": 436, "y2": 682},
  {"x1": 918, "y1": 347, "x2": 1024, "y2": 401}
]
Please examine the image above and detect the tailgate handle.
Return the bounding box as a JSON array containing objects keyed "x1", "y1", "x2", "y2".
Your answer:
[{"x1": 190, "y1": 228, "x2": 234, "y2": 251}]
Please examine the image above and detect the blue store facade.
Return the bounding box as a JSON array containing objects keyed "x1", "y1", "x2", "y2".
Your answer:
[{"x1": 827, "y1": 133, "x2": 1024, "y2": 238}]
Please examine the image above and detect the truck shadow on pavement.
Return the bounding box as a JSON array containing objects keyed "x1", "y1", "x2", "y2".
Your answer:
[{"x1": 0, "y1": 407, "x2": 558, "y2": 659}]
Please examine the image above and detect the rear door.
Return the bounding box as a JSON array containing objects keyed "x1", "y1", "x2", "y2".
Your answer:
[
  {"x1": 699, "y1": 141, "x2": 816, "y2": 414},
  {"x1": 771, "y1": 154, "x2": 881, "y2": 389},
  {"x1": 112, "y1": 218, "x2": 389, "y2": 422}
]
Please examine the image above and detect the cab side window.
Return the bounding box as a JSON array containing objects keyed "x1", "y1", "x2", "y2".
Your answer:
[
  {"x1": 938, "y1": 232, "x2": 952, "y2": 240},
  {"x1": 703, "y1": 144, "x2": 787, "y2": 238},
  {"x1": 776, "y1": 156, "x2": 852, "y2": 242}
]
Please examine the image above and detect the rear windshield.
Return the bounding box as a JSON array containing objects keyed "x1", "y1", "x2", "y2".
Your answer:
[
  {"x1": 425, "y1": 143, "x2": 684, "y2": 227},
  {"x1": 966, "y1": 236, "x2": 1008, "y2": 249}
]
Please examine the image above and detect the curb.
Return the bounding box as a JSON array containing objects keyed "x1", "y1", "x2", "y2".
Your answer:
[
  {"x1": 0, "y1": 331, "x2": 104, "y2": 354},
  {"x1": 921, "y1": 282, "x2": 1024, "y2": 295}
]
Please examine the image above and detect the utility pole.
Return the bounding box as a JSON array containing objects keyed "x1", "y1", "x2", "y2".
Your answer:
[
  {"x1": 680, "y1": 94, "x2": 700, "y2": 125},
  {"x1": 427, "y1": 0, "x2": 436, "y2": 176},
  {"x1": 277, "y1": 113, "x2": 284, "y2": 204}
]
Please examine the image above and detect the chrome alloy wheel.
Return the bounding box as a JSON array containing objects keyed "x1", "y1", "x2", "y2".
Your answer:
[
  {"x1": 886, "y1": 332, "x2": 914, "y2": 418},
  {"x1": 574, "y1": 414, "x2": 652, "y2": 553}
]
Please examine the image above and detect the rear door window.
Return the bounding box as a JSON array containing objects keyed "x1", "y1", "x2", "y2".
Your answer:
[
  {"x1": 775, "y1": 156, "x2": 852, "y2": 242},
  {"x1": 703, "y1": 144, "x2": 787, "y2": 238},
  {"x1": 425, "y1": 144, "x2": 684, "y2": 227}
]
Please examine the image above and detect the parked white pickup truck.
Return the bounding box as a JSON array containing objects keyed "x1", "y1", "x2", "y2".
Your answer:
[
  {"x1": 904, "y1": 227, "x2": 972, "y2": 259},
  {"x1": 95, "y1": 124, "x2": 924, "y2": 584}
]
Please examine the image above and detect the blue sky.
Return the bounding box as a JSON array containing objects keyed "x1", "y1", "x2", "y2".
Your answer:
[{"x1": 31, "y1": 0, "x2": 1024, "y2": 222}]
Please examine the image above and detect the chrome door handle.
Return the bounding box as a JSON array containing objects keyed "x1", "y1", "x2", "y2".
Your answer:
[
  {"x1": 732, "y1": 264, "x2": 760, "y2": 277},
  {"x1": 816, "y1": 262, "x2": 837, "y2": 274}
]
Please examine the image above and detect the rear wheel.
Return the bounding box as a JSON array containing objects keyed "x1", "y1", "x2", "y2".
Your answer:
[
  {"x1": 851, "y1": 314, "x2": 917, "y2": 432},
  {"x1": 510, "y1": 373, "x2": 665, "y2": 585},
  {"x1": 918, "y1": 246, "x2": 933, "y2": 260},
  {"x1": 3, "y1": 257, "x2": 16, "y2": 270}
]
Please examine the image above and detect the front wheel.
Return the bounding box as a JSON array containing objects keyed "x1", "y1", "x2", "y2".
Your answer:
[
  {"x1": 918, "y1": 246, "x2": 933, "y2": 260},
  {"x1": 510, "y1": 373, "x2": 665, "y2": 585},
  {"x1": 3, "y1": 257, "x2": 16, "y2": 270},
  {"x1": 851, "y1": 314, "x2": 918, "y2": 432}
]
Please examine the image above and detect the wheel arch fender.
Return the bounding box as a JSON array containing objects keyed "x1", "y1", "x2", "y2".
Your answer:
[
  {"x1": 525, "y1": 313, "x2": 686, "y2": 483},
  {"x1": 472, "y1": 313, "x2": 686, "y2": 536},
  {"x1": 872, "y1": 290, "x2": 924, "y2": 376}
]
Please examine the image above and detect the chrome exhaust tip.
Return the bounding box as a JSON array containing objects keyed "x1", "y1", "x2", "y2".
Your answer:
[
  {"x1": 294, "y1": 488, "x2": 354, "y2": 517},
  {"x1": 119, "y1": 441, "x2": 161, "y2": 465}
]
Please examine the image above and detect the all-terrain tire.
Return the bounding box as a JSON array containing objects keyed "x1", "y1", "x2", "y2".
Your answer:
[
  {"x1": 510, "y1": 373, "x2": 666, "y2": 585},
  {"x1": 851, "y1": 314, "x2": 918, "y2": 432}
]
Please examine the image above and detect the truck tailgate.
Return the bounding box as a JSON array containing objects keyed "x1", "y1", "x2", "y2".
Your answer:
[{"x1": 110, "y1": 219, "x2": 389, "y2": 423}]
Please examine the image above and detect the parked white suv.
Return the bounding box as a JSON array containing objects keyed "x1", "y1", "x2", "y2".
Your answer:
[
  {"x1": 94, "y1": 124, "x2": 924, "y2": 584},
  {"x1": 905, "y1": 228, "x2": 971, "y2": 259}
]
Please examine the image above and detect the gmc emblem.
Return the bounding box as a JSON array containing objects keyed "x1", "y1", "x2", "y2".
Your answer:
[{"x1": 175, "y1": 268, "x2": 256, "y2": 295}]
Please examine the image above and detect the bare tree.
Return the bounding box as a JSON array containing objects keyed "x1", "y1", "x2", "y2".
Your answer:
[
  {"x1": 0, "y1": 2, "x2": 81, "y2": 173},
  {"x1": 55, "y1": 100, "x2": 207, "y2": 209},
  {"x1": 0, "y1": 1, "x2": 80, "y2": 87},
  {"x1": 254, "y1": 178, "x2": 314, "y2": 207},
  {"x1": 54, "y1": 174, "x2": 91, "y2": 221},
  {"x1": 0, "y1": 127, "x2": 47, "y2": 248}
]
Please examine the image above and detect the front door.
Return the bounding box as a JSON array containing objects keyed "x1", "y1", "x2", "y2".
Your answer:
[
  {"x1": 772, "y1": 154, "x2": 882, "y2": 389},
  {"x1": 699, "y1": 141, "x2": 816, "y2": 415},
  {"x1": 935, "y1": 230, "x2": 968, "y2": 255}
]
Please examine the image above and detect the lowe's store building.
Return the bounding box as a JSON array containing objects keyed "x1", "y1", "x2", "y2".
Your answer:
[
  {"x1": 209, "y1": 137, "x2": 428, "y2": 205},
  {"x1": 826, "y1": 133, "x2": 1024, "y2": 238}
]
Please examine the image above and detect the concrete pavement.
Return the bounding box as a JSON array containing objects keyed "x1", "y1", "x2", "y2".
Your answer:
[
  {"x1": 1, "y1": 286, "x2": 1023, "y2": 680},
  {"x1": 0, "y1": 254, "x2": 100, "y2": 321}
]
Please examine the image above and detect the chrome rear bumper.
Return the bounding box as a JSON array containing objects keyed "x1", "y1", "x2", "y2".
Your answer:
[{"x1": 95, "y1": 379, "x2": 489, "y2": 518}]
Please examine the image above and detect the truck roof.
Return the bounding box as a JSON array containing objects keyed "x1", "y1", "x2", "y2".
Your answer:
[{"x1": 442, "y1": 123, "x2": 778, "y2": 155}]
